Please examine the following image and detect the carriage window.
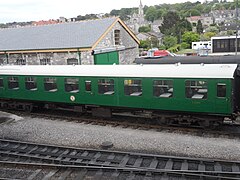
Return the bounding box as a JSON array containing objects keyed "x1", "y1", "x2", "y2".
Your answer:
[
  {"x1": 98, "y1": 79, "x2": 114, "y2": 95},
  {"x1": 25, "y1": 77, "x2": 37, "y2": 91},
  {"x1": 85, "y1": 80, "x2": 92, "y2": 92},
  {"x1": 8, "y1": 77, "x2": 19, "y2": 90},
  {"x1": 65, "y1": 78, "x2": 79, "y2": 93},
  {"x1": 124, "y1": 79, "x2": 142, "y2": 96},
  {"x1": 44, "y1": 78, "x2": 57, "y2": 92},
  {"x1": 217, "y1": 83, "x2": 226, "y2": 98},
  {"x1": 153, "y1": 80, "x2": 173, "y2": 98},
  {"x1": 0, "y1": 78, "x2": 3, "y2": 88},
  {"x1": 185, "y1": 80, "x2": 207, "y2": 99}
]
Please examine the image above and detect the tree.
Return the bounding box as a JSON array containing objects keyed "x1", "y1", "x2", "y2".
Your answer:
[
  {"x1": 138, "y1": 25, "x2": 151, "y2": 33},
  {"x1": 182, "y1": 31, "x2": 200, "y2": 48},
  {"x1": 145, "y1": 6, "x2": 158, "y2": 22},
  {"x1": 201, "y1": 32, "x2": 216, "y2": 41},
  {"x1": 196, "y1": 20, "x2": 203, "y2": 34},
  {"x1": 159, "y1": 11, "x2": 181, "y2": 36},
  {"x1": 205, "y1": 26, "x2": 219, "y2": 34},
  {"x1": 163, "y1": 36, "x2": 178, "y2": 49}
]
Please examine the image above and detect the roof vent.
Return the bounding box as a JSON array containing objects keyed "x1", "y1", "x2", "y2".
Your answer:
[
  {"x1": 220, "y1": 65, "x2": 230, "y2": 68},
  {"x1": 175, "y1": 62, "x2": 181, "y2": 66},
  {"x1": 200, "y1": 63, "x2": 204, "y2": 66}
]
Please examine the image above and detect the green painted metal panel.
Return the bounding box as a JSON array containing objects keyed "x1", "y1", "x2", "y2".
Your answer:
[
  {"x1": 0, "y1": 74, "x2": 233, "y2": 116},
  {"x1": 94, "y1": 51, "x2": 119, "y2": 65}
]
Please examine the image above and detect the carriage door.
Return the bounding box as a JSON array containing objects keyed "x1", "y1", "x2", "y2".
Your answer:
[{"x1": 215, "y1": 82, "x2": 230, "y2": 114}]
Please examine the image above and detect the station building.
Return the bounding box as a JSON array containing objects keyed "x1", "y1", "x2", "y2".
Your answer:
[{"x1": 0, "y1": 17, "x2": 139, "y2": 65}]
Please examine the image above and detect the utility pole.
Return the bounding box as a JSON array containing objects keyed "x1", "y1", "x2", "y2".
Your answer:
[{"x1": 236, "y1": 0, "x2": 239, "y2": 55}]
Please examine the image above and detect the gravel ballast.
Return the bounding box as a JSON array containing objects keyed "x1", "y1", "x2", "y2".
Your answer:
[{"x1": 0, "y1": 112, "x2": 240, "y2": 161}]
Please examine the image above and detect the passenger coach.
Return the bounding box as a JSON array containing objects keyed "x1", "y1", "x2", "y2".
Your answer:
[{"x1": 0, "y1": 64, "x2": 238, "y2": 127}]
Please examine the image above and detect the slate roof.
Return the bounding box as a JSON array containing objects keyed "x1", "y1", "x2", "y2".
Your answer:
[{"x1": 0, "y1": 17, "x2": 119, "y2": 51}]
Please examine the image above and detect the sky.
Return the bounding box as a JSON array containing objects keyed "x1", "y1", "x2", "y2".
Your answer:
[{"x1": 0, "y1": 0, "x2": 204, "y2": 23}]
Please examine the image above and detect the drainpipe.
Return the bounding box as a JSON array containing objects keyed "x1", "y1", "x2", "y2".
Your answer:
[
  {"x1": 77, "y1": 48, "x2": 81, "y2": 65},
  {"x1": 5, "y1": 52, "x2": 9, "y2": 64}
]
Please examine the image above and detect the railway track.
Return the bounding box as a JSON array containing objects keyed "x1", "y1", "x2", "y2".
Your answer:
[
  {"x1": 0, "y1": 138, "x2": 240, "y2": 180},
  {"x1": 3, "y1": 109, "x2": 240, "y2": 139},
  {"x1": 2, "y1": 161, "x2": 240, "y2": 180}
]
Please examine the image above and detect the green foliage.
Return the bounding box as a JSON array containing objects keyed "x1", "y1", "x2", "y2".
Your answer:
[
  {"x1": 182, "y1": 31, "x2": 200, "y2": 47},
  {"x1": 205, "y1": 26, "x2": 219, "y2": 34},
  {"x1": 168, "y1": 44, "x2": 181, "y2": 53},
  {"x1": 159, "y1": 11, "x2": 181, "y2": 36},
  {"x1": 196, "y1": 20, "x2": 203, "y2": 34},
  {"x1": 139, "y1": 40, "x2": 150, "y2": 50},
  {"x1": 201, "y1": 32, "x2": 216, "y2": 41},
  {"x1": 180, "y1": 42, "x2": 190, "y2": 49},
  {"x1": 145, "y1": 6, "x2": 158, "y2": 22},
  {"x1": 163, "y1": 36, "x2": 178, "y2": 49},
  {"x1": 186, "y1": 9, "x2": 201, "y2": 17},
  {"x1": 138, "y1": 25, "x2": 151, "y2": 33},
  {"x1": 139, "y1": 37, "x2": 159, "y2": 50}
]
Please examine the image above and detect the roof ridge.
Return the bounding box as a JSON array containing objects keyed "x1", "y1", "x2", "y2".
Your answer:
[{"x1": 0, "y1": 17, "x2": 118, "y2": 31}]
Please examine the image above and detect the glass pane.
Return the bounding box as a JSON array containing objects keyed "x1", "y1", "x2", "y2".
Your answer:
[
  {"x1": 0, "y1": 78, "x2": 3, "y2": 88},
  {"x1": 8, "y1": 77, "x2": 19, "y2": 90},
  {"x1": 98, "y1": 79, "x2": 114, "y2": 95},
  {"x1": 44, "y1": 78, "x2": 57, "y2": 92},
  {"x1": 25, "y1": 77, "x2": 37, "y2": 90},
  {"x1": 153, "y1": 80, "x2": 173, "y2": 98},
  {"x1": 124, "y1": 79, "x2": 142, "y2": 96},
  {"x1": 217, "y1": 84, "x2": 226, "y2": 98},
  {"x1": 65, "y1": 78, "x2": 79, "y2": 93},
  {"x1": 185, "y1": 80, "x2": 207, "y2": 99},
  {"x1": 85, "y1": 81, "x2": 91, "y2": 92}
]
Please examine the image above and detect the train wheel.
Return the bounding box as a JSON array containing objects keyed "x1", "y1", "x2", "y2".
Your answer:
[{"x1": 24, "y1": 104, "x2": 33, "y2": 112}]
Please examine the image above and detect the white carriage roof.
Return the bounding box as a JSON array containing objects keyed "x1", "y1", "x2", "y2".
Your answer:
[{"x1": 0, "y1": 64, "x2": 237, "y2": 79}]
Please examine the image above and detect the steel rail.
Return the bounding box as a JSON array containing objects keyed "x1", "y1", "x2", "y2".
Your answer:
[
  {"x1": 1, "y1": 138, "x2": 240, "y2": 176},
  {"x1": 0, "y1": 161, "x2": 240, "y2": 180}
]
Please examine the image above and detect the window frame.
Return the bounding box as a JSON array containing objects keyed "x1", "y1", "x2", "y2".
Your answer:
[
  {"x1": 25, "y1": 76, "x2": 37, "y2": 91},
  {"x1": 217, "y1": 83, "x2": 227, "y2": 98},
  {"x1": 44, "y1": 77, "x2": 58, "y2": 92},
  {"x1": 8, "y1": 76, "x2": 19, "y2": 90},
  {"x1": 185, "y1": 80, "x2": 208, "y2": 100},
  {"x1": 40, "y1": 58, "x2": 51, "y2": 65},
  {"x1": 124, "y1": 79, "x2": 142, "y2": 96},
  {"x1": 98, "y1": 79, "x2": 114, "y2": 95},
  {"x1": 0, "y1": 78, "x2": 3, "y2": 88},
  {"x1": 85, "y1": 80, "x2": 92, "y2": 92},
  {"x1": 114, "y1": 29, "x2": 120, "y2": 45},
  {"x1": 153, "y1": 79, "x2": 173, "y2": 98},
  {"x1": 64, "y1": 78, "x2": 79, "y2": 93}
]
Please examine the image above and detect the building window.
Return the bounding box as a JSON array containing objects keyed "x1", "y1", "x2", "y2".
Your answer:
[
  {"x1": 217, "y1": 83, "x2": 226, "y2": 98},
  {"x1": 85, "y1": 80, "x2": 92, "y2": 92},
  {"x1": 15, "y1": 59, "x2": 26, "y2": 65},
  {"x1": 153, "y1": 80, "x2": 173, "y2": 98},
  {"x1": 185, "y1": 80, "x2": 207, "y2": 99},
  {"x1": 8, "y1": 77, "x2": 19, "y2": 90},
  {"x1": 114, "y1": 29, "x2": 120, "y2": 45},
  {"x1": 25, "y1": 77, "x2": 37, "y2": 91},
  {"x1": 44, "y1": 78, "x2": 57, "y2": 92},
  {"x1": 98, "y1": 79, "x2": 114, "y2": 95},
  {"x1": 40, "y1": 58, "x2": 51, "y2": 65},
  {"x1": 65, "y1": 78, "x2": 79, "y2": 93},
  {"x1": 67, "y1": 58, "x2": 78, "y2": 65},
  {"x1": 0, "y1": 78, "x2": 3, "y2": 88},
  {"x1": 124, "y1": 79, "x2": 142, "y2": 96}
]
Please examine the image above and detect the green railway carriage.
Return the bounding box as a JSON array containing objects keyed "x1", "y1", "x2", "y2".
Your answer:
[{"x1": 0, "y1": 64, "x2": 239, "y2": 126}]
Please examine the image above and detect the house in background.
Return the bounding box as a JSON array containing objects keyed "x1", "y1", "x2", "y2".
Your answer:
[{"x1": 0, "y1": 17, "x2": 139, "y2": 65}]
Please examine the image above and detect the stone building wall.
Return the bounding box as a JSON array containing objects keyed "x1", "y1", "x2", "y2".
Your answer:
[
  {"x1": 0, "y1": 21, "x2": 138, "y2": 65},
  {"x1": 95, "y1": 21, "x2": 139, "y2": 64}
]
